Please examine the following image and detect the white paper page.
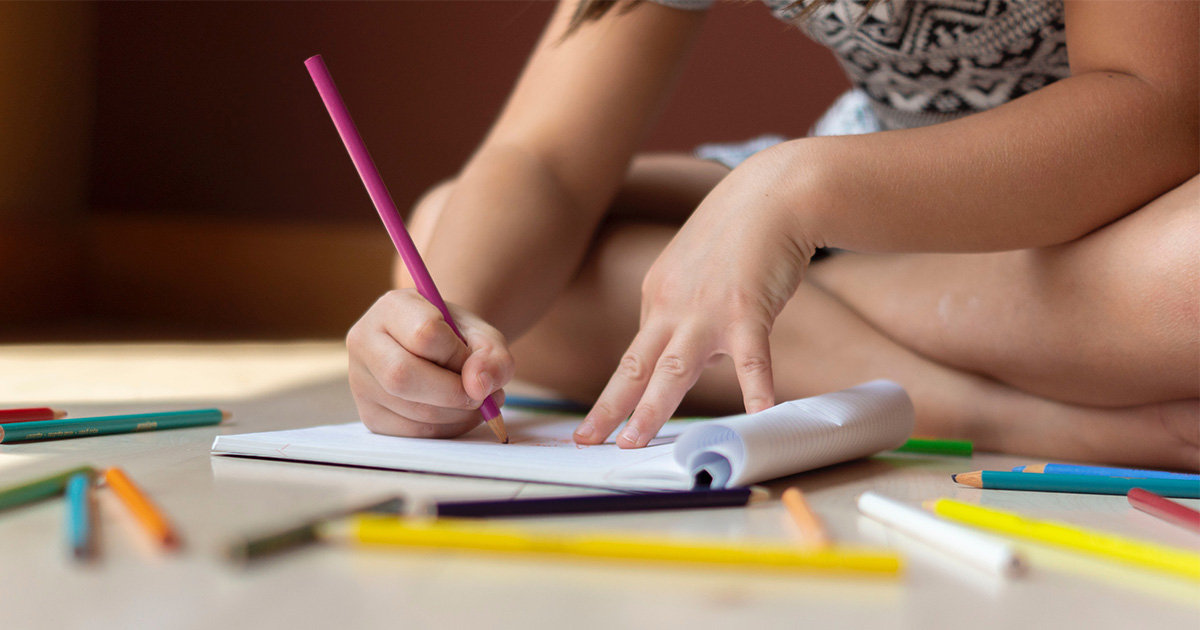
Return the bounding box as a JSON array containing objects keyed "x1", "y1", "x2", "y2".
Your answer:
[
  {"x1": 671, "y1": 380, "x2": 914, "y2": 487},
  {"x1": 212, "y1": 410, "x2": 696, "y2": 491},
  {"x1": 212, "y1": 381, "x2": 914, "y2": 490}
]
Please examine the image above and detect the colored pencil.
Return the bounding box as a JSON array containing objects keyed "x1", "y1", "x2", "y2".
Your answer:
[
  {"x1": 502, "y1": 395, "x2": 589, "y2": 415},
  {"x1": 0, "y1": 407, "x2": 66, "y2": 423},
  {"x1": 226, "y1": 496, "x2": 405, "y2": 565},
  {"x1": 929, "y1": 498, "x2": 1200, "y2": 580},
  {"x1": 0, "y1": 408, "x2": 227, "y2": 444},
  {"x1": 858, "y1": 492, "x2": 1024, "y2": 577},
  {"x1": 304, "y1": 54, "x2": 507, "y2": 444},
  {"x1": 431, "y1": 487, "x2": 764, "y2": 519},
  {"x1": 892, "y1": 437, "x2": 973, "y2": 457},
  {"x1": 781, "y1": 488, "x2": 831, "y2": 550},
  {"x1": 1012, "y1": 463, "x2": 1199, "y2": 481},
  {"x1": 0, "y1": 465, "x2": 96, "y2": 513},
  {"x1": 103, "y1": 467, "x2": 182, "y2": 550},
  {"x1": 65, "y1": 471, "x2": 96, "y2": 561},
  {"x1": 1128, "y1": 488, "x2": 1200, "y2": 534},
  {"x1": 348, "y1": 515, "x2": 902, "y2": 575},
  {"x1": 953, "y1": 470, "x2": 1200, "y2": 499}
]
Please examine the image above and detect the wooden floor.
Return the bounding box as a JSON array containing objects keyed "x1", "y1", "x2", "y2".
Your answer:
[{"x1": 0, "y1": 342, "x2": 1197, "y2": 629}]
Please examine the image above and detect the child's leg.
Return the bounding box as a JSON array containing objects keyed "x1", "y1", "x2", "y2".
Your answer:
[
  {"x1": 807, "y1": 175, "x2": 1199, "y2": 408},
  {"x1": 511, "y1": 218, "x2": 1198, "y2": 470}
]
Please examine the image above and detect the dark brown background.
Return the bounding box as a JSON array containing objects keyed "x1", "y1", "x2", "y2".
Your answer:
[{"x1": 0, "y1": 1, "x2": 848, "y2": 341}]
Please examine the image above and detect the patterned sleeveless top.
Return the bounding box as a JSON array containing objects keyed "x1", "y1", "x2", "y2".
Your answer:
[{"x1": 658, "y1": 0, "x2": 1070, "y2": 132}]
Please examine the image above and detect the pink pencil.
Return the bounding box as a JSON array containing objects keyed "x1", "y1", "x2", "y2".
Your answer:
[
  {"x1": 304, "y1": 54, "x2": 507, "y2": 444},
  {"x1": 1128, "y1": 487, "x2": 1200, "y2": 534},
  {"x1": 0, "y1": 407, "x2": 66, "y2": 423}
]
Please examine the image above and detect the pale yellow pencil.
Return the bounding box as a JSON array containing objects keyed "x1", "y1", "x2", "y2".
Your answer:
[
  {"x1": 781, "y1": 487, "x2": 831, "y2": 550},
  {"x1": 346, "y1": 515, "x2": 901, "y2": 575},
  {"x1": 929, "y1": 498, "x2": 1200, "y2": 581}
]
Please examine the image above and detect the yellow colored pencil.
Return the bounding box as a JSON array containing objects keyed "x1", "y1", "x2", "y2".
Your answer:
[
  {"x1": 103, "y1": 467, "x2": 181, "y2": 550},
  {"x1": 929, "y1": 498, "x2": 1200, "y2": 581},
  {"x1": 781, "y1": 488, "x2": 831, "y2": 550},
  {"x1": 346, "y1": 515, "x2": 900, "y2": 575}
]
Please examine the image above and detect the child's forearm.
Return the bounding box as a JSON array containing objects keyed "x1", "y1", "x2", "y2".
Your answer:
[
  {"x1": 397, "y1": 143, "x2": 610, "y2": 340},
  {"x1": 760, "y1": 71, "x2": 1197, "y2": 255}
]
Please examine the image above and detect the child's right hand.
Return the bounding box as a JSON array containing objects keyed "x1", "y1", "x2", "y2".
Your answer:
[{"x1": 347, "y1": 289, "x2": 515, "y2": 439}]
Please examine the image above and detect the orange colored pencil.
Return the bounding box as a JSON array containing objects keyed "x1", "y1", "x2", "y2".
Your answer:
[
  {"x1": 103, "y1": 467, "x2": 181, "y2": 550},
  {"x1": 781, "y1": 487, "x2": 831, "y2": 550}
]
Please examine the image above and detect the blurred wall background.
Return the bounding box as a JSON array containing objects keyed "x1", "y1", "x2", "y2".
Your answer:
[{"x1": 0, "y1": 1, "x2": 849, "y2": 341}]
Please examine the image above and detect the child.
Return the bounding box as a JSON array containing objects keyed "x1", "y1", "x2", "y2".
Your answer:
[{"x1": 345, "y1": 0, "x2": 1198, "y2": 470}]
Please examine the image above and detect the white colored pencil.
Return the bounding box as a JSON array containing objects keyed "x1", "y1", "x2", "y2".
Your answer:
[{"x1": 857, "y1": 491, "x2": 1025, "y2": 577}]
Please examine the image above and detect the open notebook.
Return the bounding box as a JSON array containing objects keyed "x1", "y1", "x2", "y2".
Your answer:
[{"x1": 211, "y1": 380, "x2": 914, "y2": 491}]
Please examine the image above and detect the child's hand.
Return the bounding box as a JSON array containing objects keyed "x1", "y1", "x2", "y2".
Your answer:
[
  {"x1": 574, "y1": 153, "x2": 816, "y2": 447},
  {"x1": 347, "y1": 290, "x2": 515, "y2": 438}
]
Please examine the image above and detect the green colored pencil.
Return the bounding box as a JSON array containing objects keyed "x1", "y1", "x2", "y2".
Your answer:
[
  {"x1": 0, "y1": 465, "x2": 96, "y2": 513},
  {"x1": 953, "y1": 470, "x2": 1200, "y2": 499},
  {"x1": 0, "y1": 408, "x2": 228, "y2": 444},
  {"x1": 893, "y1": 438, "x2": 973, "y2": 457}
]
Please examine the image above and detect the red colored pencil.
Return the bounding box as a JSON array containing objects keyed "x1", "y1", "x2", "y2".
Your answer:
[
  {"x1": 1128, "y1": 487, "x2": 1200, "y2": 534},
  {"x1": 0, "y1": 407, "x2": 66, "y2": 423}
]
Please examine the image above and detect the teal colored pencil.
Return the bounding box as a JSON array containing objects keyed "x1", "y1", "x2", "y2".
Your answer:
[
  {"x1": 65, "y1": 471, "x2": 96, "y2": 560},
  {"x1": 0, "y1": 408, "x2": 228, "y2": 444},
  {"x1": 0, "y1": 465, "x2": 96, "y2": 513},
  {"x1": 954, "y1": 471, "x2": 1200, "y2": 499}
]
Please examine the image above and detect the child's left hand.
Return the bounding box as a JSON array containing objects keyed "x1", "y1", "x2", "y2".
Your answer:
[{"x1": 573, "y1": 149, "x2": 818, "y2": 447}]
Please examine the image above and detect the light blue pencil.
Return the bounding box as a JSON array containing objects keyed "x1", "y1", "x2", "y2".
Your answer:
[
  {"x1": 1013, "y1": 463, "x2": 1200, "y2": 481},
  {"x1": 65, "y1": 472, "x2": 96, "y2": 561}
]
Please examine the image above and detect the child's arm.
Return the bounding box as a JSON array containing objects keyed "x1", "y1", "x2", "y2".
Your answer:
[
  {"x1": 403, "y1": 1, "x2": 705, "y2": 337},
  {"x1": 576, "y1": 0, "x2": 1198, "y2": 447},
  {"x1": 766, "y1": 0, "x2": 1197, "y2": 254},
  {"x1": 349, "y1": 1, "x2": 706, "y2": 437}
]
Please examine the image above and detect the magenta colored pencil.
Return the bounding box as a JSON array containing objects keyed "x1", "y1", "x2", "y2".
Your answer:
[
  {"x1": 304, "y1": 54, "x2": 507, "y2": 443},
  {"x1": 1128, "y1": 487, "x2": 1200, "y2": 534}
]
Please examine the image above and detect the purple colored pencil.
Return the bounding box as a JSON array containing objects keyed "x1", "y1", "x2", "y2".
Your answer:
[{"x1": 305, "y1": 54, "x2": 507, "y2": 443}]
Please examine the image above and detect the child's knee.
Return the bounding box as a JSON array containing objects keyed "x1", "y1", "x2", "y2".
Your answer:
[{"x1": 408, "y1": 179, "x2": 456, "y2": 244}]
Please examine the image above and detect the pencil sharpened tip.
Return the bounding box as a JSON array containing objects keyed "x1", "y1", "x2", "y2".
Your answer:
[
  {"x1": 220, "y1": 410, "x2": 233, "y2": 422},
  {"x1": 950, "y1": 474, "x2": 958, "y2": 482}
]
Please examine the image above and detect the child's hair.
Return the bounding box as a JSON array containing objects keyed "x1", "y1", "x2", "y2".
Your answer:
[{"x1": 564, "y1": 0, "x2": 882, "y2": 37}]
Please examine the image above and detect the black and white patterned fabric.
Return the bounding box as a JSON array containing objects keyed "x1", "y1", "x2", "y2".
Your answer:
[
  {"x1": 653, "y1": 0, "x2": 1070, "y2": 135},
  {"x1": 776, "y1": 0, "x2": 1070, "y2": 130}
]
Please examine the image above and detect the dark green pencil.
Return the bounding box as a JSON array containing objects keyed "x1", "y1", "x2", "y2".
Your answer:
[
  {"x1": 226, "y1": 496, "x2": 405, "y2": 565},
  {"x1": 0, "y1": 465, "x2": 96, "y2": 513},
  {"x1": 0, "y1": 408, "x2": 228, "y2": 444}
]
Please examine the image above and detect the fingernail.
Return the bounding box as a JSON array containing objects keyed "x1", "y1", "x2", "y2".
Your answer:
[
  {"x1": 618, "y1": 424, "x2": 641, "y2": 445},
  {"x1": 574, "y1": 420, "x2": 595, "y2": 440},
  {"x1": 477, "y1": 372, "x2": 494, "y2": 396}
]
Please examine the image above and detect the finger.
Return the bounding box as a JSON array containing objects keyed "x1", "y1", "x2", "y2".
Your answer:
[
  {"x1": 376, "y1": 292, "x2": 473, "y2": 370},
  {"x1": 356, "y1": 338, "x2": 482, "y2": 410},
  {"x1": 456, "y1": 317, "x2": 516, "y2": 402},
  {"x1": 729, "y1": 319, "x2": 775, "y2": 414},
  {"x1": 350, "y1": 362, "x2": 482, "y2": 424},
  {"x1": 358, "y1": 399, "x2": 481, "y2": 439},
  {"x1": 574, "y1": 328, "x2": 669, "y2": 445},
  {"x1": 617, "y1": 329, "x2": 712, "y2": 448}
]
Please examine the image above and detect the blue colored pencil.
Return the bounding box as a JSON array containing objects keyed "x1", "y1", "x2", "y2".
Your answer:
[
  {"x1": 1012, "y1": 463, "x2": 1200, "y2": 481},
  {"x1": 954, "y1": 471, "x2": 1200, "y2": 499},
  {"x1": 65, "y1": 472, "x2": 96, "y2": 561}
]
